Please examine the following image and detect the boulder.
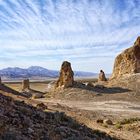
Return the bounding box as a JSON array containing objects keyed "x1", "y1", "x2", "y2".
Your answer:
[
  {"x1": 31, "y1": 93, "x2": 43, "y2": 99},
  {"x1": 56, "y1": 61, "x2": 74, "y2": 88},
  {"x1": 111, "y1": 36, "x2": 140, "y2": 79},
  {"x1": 98, "y1": 70, "x2": 107, "y2": 81},
  {"x1": 86, "y1": 82, "x2": 94, "y2": 87},
  {"x1": 103, "y1": 119, "x2": 113, "y2": 125},
  {"x1": 96, "y1": 119, "x2": 103, "y2": 123}
]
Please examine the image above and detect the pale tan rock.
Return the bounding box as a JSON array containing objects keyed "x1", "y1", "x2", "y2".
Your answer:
[
  {"x1": 22, "y1": 79, "x2": 30, "y2": 91},
  {"x1": 31, "y1": 93, "x2": 43, "y2": 99},
  {"x1": 56, "y1": 61, "x2": 74, "y2": 88},
  {"x1": 103, "y1": 119, "x2": 113, "y2": 125},
  {"x1": 86, "y1": 82, "x2": 94, "y2": 87},
  {"x1": 98, "y1": 70, "x2": 107, "y2": 81},
  {"x1": 111, "y1": 36, "x2": 140, "y2": 79}
]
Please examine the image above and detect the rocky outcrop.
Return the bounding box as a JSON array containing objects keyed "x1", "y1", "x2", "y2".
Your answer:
[
  {"x1": 98, "y1": 70, "x2": 107, "y2": 81},
  {"x1": 56, "y1": 61, "x2": 74, "y2": 88},
  {"x1": 111, "y1": 36, "x2": 140, "y2": 79},
  {"x1": 22, "y1": 79, "x2": 30, "y2": 91},
  {"x1": 21, "y1": 79, "x2": 44, "y2": 98}
]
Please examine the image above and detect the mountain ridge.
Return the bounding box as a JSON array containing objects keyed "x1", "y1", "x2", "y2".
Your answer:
[{"x1": 0, "y1": 66, "x2": 97, "y2": 79}]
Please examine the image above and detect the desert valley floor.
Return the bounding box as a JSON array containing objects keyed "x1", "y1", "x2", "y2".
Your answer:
[{"x1": 3, "y1": 75, "x2": 140, "y2": 140}]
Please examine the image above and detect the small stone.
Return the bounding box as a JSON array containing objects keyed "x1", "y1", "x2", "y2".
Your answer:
[
  {"x1": 86, "y1": 82, "x2": 94, "y2": 87},
  {"x1": 28, "y1": 128, "x2": 34, "y2": 133},
  {"x1": 96, "y1": 119, "x2": 103, "y2": 123},
  {"x1": 36, "y1": 103, "x2": 48, "y2": 110},
  {"x1": 103, "y1": 119, "x2": 113, "y2": 125},
  {"x1": 31, "y1": 93, "x2": 43, "y2": 99}
]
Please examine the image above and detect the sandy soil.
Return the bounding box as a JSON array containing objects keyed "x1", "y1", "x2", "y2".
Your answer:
[
  {"x1": 38, "y1": 99, "x2": 140, "y2": 115},
  {"x1": 5, "y1": 79, "x2": 140, "y2": 140},
  {"x1": 37, "y1": 98, "x2": 140, "y2": 140},
  {"x1": 5, "y1": 82, "x2": 48, "y2": 92}
]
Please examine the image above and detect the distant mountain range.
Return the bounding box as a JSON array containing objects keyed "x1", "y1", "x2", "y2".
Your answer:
[{"x1": 0, "y1": 66, "x2": 97, "y2": 79}]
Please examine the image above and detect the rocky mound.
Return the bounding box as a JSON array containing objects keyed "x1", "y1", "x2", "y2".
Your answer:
[
  {"x1": 0, "y1": 92, "x2": 118, "y2": 140},
  {"x1": 56, "y1": 61, "x2": 74, "y2": 88},
  {"x1": 98, "y1": 70, "x2": 107, "y2": 81},
  {"x1": 111, "y1": 36, "x2": 140, "y2": 79}
]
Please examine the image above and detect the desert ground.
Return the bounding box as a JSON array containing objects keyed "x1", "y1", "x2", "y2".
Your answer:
[{"x1": 4, "y1": 77, "x2": 140, "y2": 140}]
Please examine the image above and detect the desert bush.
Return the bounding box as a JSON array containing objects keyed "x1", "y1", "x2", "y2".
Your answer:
[
  {"x1": 102, "y1": 124, "x2": 108, "y2": 128},
  {"x1": 117, "y1": 118, "x2": 140, "y2": 125},
  {"x1": 115, "y1": 123, "x2": 122, "y2": 129}
]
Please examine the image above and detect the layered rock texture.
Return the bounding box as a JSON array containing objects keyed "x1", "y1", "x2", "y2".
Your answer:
[
  {"x1": 98, "y1": 70, "x2": 107, "y2": 81},
  {"x1": 56, "y1": 61, "x2": 74, "y2": 88},
  {"x1": 111, "y1": 36, "x2": 140, "y2": 79}
]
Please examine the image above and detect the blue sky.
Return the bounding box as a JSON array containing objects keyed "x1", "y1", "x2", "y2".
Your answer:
[{"x1": 0, "y1": 0, "x2": 140, "y2": 73}]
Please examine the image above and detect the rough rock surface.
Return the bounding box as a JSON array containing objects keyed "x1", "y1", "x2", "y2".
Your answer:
[
  {"x1": 21, "y1": 79, "x2": 44, "y2": 98},
  {"x1": 0, "y1": 92, "x2": 117, "y2": 140},
  {"x1": 103, "y1": 119, "x2": 113, "y2": 125},
  {"x1": 98, "y1": 70, "x2": 107, "y2": 81},
  {"x1": 111, "y1": 37, "x2": 140, "y2": 79},
  {"x1": 22, "y1": 79, "x2": 30, "y2": 91},
  {"x1": 109, "y1": 73, "x2": 140, "y2": 93},
  {"x1": 56, "y1": 61, "x2": 74, "y2": 88}
]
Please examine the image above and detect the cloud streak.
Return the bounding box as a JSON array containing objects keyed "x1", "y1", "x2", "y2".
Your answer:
[{"x1": 0, "y1": 0, "x2": 140, "y2": 72}]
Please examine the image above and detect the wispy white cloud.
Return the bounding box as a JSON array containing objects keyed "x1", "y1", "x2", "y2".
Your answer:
[{"x1": 0, "y1": 0, "x2": 140, "y2": 72}]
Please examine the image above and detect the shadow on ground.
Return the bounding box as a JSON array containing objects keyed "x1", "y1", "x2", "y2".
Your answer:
[
  {"x1": 73, "y1": 82, "x2": 131, "y2": 94},
  {"x1": 0, "y1": 84, "x2": 27, "y2": 97},
  {"x1": 21, "y1": 87, "x2": 45, "y2": 98},
  {"x1": 0, "y1": 84, "x2": 45, "y2": 98}
]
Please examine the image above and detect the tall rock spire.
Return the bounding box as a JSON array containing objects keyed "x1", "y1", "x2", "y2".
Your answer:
[{"x1": 56, "y1": 61, "x2": 74, "y2": 88}]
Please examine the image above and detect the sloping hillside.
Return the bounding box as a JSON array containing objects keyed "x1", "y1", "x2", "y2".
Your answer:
[{"x1": 0, "y1": 89, "x2": 117, "y2": 140}]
